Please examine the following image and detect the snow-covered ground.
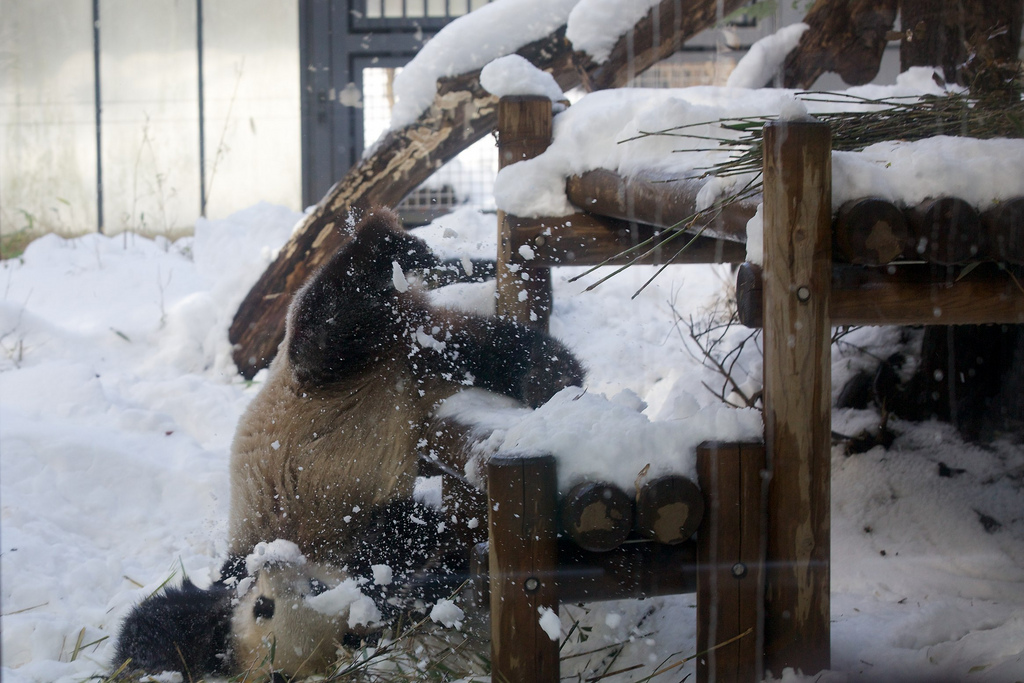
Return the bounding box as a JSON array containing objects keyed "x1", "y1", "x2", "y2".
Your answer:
[{"x1": 2, "y1": 201, "x2": 1023, "y2": 682}]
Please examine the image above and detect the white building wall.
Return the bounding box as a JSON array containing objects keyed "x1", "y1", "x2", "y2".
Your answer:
[{"x1": 0, "y1": 0, "x2": 300, "y2": 239}]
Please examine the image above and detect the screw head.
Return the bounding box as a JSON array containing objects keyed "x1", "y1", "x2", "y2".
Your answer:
[
  {"x1": 796, "y1": 286, "x2": 811, "y2": 302},
  {"x1": 524, "y1": 577, "x2": 540, "y2": 592},
  {"x1": 731, "y1": 562, "x2": 748, "y2": 579}
]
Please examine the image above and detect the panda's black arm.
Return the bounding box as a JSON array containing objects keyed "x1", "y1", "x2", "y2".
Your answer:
[{"x1": 422, "y1": 312, "x2": 585, "y2": 409}]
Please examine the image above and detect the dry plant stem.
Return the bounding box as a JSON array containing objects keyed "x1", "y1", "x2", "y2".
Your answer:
[
  {"x1": 204, "y1": 59, "x2": 245, "y2": 214},
  {"x1": 676, "y1": 303, "x2": 762, "y2": 409},
  {"x1": 638, "y1": 627, "x2": 754, "y2": 681}
]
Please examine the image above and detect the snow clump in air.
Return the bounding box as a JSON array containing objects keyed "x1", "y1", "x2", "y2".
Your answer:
[
  {"x1": 538, "y1": 606, "x2": 562, "y2": 641},
  {"x1": 371, "y1": 564, "x2": 393, "y2": 586},
  {"x1": 306, "y1": 578, "x2": 382, "y2": 627},
  {"x1": 429, "y1": 599, "x2": 465, "y2": 629},
  {"x1": 245, "y1": 539, "x2": 306, "y2": 574}
]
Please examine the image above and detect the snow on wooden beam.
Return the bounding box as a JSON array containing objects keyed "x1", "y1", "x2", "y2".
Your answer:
[
  {"x1": 738, "y1": 262, "x2": 1024, "y2": 328},
  {"x1": 565, "y1": 168, "x2": 755, "y2": 243},
  {"x1": 506, "y1": 211, "x2": 748, "y2": 267}
]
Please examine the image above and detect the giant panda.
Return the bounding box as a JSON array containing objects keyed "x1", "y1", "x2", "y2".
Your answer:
[{"x1": 113, "y1": 207, "x2": 585, "y2": 679}]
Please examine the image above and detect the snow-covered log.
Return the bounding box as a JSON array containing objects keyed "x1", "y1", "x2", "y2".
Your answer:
[
  {"x1": 572, "y1": 0, "x2": 747, "y2": 91},
  {"x1": 565, "y1": 169, "x2": 755, "y2": 242}
]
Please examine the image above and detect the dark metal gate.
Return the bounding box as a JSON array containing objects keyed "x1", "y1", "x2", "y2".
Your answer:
[{"x1": 299, "y1": 0, "x2": 483, "y2": 208}]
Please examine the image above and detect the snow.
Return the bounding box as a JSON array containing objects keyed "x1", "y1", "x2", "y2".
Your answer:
[
  {"x1": 371, "y1": 564, "x2": 393, "y2": 586},
  {"x1": 2, "y1": 149, "x2": 1024, "y2": 682},
  {"x1": 244, "y1": 539, "x2": 306, "y2": 575},
  {"x1": 305, "y1": 578, "x2": 382, "y2": 627},
  {"x1": 391, "y1": 261, "x2": 410, "y2": 293},
  {"x1": 388, "y1": 0, "x2": 581, "y2": 130},
  {"x1": 565, "y1": 0, "x2": 661, "y2": 64},
  {"x1": 429, "y1": 599, "x2": 465, "y2": 630},
  {"x1": 440, "y1": 385, "x2": 760, "y2": 493},
  {"x1": 538, "y1": 606, "x2": 562, "y2": 641},
  {"x1": 480, "y1": 55, "x2": 565, "y2": 102},
  {"x1": 831, "y1": 135, "x2": 1024, "y2": 208},
  {"x1": 725, "y1": 23, "x2": 809, "y2": 89}
]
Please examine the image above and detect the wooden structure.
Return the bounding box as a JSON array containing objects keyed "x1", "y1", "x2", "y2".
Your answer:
[
  {"x1": 488, "y1": 96, "x2": 1024, "y2": 681},
  {"x1": 477, "y1": 443, "x2": 765, "y2": 683},
  {"x1": 228, "y1": 0, "x2": 752, "y2": 380}
]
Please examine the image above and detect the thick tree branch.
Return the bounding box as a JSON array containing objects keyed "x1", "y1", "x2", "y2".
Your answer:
[
  {"x1": 573, "y1": 0, "x2": 747, "y2": 91},
  {"x1": 783, "y1": 0, "x2": 898, "y2": 89}
]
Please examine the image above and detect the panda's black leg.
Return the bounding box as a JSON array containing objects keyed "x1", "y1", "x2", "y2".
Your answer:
[
  {"x1": 341, "y1": 500, "x2": 466, "y2": 621},
  {"x1": 220, "y1": 554, "x2": 247, "y2": 583}
]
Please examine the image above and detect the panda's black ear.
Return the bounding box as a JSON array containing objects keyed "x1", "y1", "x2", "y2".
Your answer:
[
  {"x1": 219, "y1": 554, "x2": 248, "y2": 583},
  {"x1": 112, "y1": 579, "x2": 234, "y2": 678}
]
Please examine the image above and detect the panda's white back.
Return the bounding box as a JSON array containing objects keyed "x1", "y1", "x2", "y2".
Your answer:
[{"x1": 228, "y1": 349, "x2": 445, "y2": 563}]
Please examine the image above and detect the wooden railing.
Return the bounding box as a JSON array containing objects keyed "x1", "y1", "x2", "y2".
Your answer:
[{"x1": 485, "y1": 95, "x2": 1024, "y2": 682}]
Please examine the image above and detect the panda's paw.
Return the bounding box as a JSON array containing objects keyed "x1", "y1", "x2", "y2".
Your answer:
[{"x1": 521, "y1": 339, "x2": 586, "y2": 409}]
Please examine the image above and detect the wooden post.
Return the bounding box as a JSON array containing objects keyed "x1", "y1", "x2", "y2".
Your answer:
[
  {"x1": 487, "y1": 453, "x2": 559, "y2": 683},
  {"x1": 696, "y1": 441, "x2": 766, "y2": 683},
  {"x1": 497, "y1": 96, "x2": 553, "y2": 328},
  {"x1": 761, "y1": 120, "x2": 832, "y2": 676}
]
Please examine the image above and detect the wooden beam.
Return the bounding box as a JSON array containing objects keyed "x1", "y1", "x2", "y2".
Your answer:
[
  {"x1": 696, "y1": 441, "x2": 766, "y2": 683},
  {"x1": 472, "y1": 539, "x2": 698, "y2": 607},
  {"x1": 834, "y1": 198, "x2": 909, "y2": 265},
  {"x1": 736, "y1": 262, "x2": 1024, "y2": 327},
  {"x1": 230, "y1": 0, "x2": 746, "y2": 379},
  {"x1": 985, "y1": 197, "x2": 1024, "y2": 265},
  {"x1": 761, "y1": 120, "x2": 832, "y2": 677},
  {"x1": 635, "y1": 475, "x2": 705, "y2": 545},
  {"x1": 558, "y1": 481, "x2": 633, "y2": 552},
  {"x1": 565, "y1": 169, "x2": 755, "y2": 243},
  {"x1": 507, "y1": 212, "x2": 748, "y2": 267},
  {"x1": 907, "y1": 197, "x2": 985, "y2": 265},
  {"x1": 496, "y1": 97, "x2": 554, "y2": 328},
  {"x1": 487, "y1": 453, "x2": 559, "y2": 683}
]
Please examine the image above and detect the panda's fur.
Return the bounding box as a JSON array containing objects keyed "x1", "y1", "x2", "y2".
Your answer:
[{"x1": 113, "y1": 207, "x2": 585, "y2": 679}]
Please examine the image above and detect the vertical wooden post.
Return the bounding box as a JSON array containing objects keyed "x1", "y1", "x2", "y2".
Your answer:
[
  {"x1": 488, "y1": 453, "x2": 559, "y2": 683},
  {"x1": 761, "y1": 120, "x2": 832, "y2": 676},
  {"x1": 496, "y1": 96, "x2": 553, "y2": 329},
  {"x1": 696, "y1": 441, "x2": 766, "y2": 683}
]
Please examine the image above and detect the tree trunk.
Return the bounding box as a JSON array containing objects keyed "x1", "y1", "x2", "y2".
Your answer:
[
  {"x1": 900, "y1": 0, "x2": 1024, "y2": 92},
  {"x1": 783, "y1": 0, "x2": 898, "y2": 88},
  {"x1": 230, "y1": 0, "x2": 749, "y2": 378}
]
